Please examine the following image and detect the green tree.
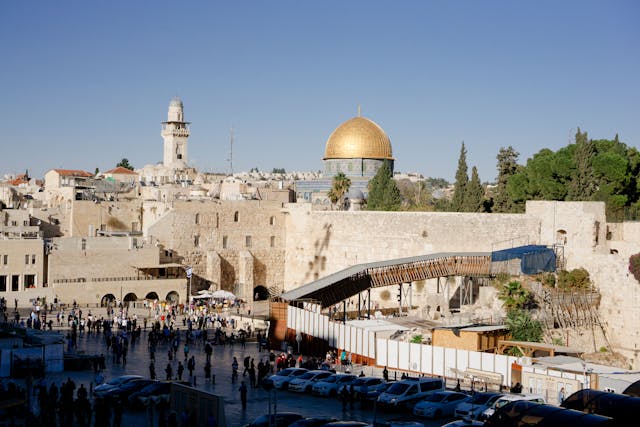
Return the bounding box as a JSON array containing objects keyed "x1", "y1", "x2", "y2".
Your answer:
[
  {"x1": 367, "y1": 160, "x2": 401, "y2": 211},
  {"x1": 567, "y1": 128, "x2": 597, "y2": 200},
  {"x1": 506, "y1": 309, "x2": 544, "y2": 345},
  {"x1": 494, "y1": 146, "x2": 519, "y2": 212},
  {"x1": 451, "y1": 142, "x2": 469, "y2": 212},
  {"x1": 498, "y1": 281, "x2": 532, "y2": 311},
  {"x1": 116, "y1": 158, "x2": 134, "y2": 170},
  {"x1": 327, "y1": 172, "x2": 351, "y2": 210},
  {"x1": 464, "y1": 166, "x2": 484, "y2": 212}
]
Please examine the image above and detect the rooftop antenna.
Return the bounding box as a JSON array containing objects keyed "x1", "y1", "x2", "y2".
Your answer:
[{"x1": 227, "y1": 125, "x2": 234, "y2": 176}]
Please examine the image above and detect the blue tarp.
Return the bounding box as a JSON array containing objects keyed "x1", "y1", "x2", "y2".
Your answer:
[{"x1": 491, "y1": 245, "x2": 556, "y2": 274}]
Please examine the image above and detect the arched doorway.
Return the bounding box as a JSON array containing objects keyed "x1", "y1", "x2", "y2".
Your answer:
[
  {"x1": 124, "y1": 293, "x2": 138, "y2": 302},
  {"x1": 101, "y1": 294, "x2": 116, "y2": 307},
  {"x1": 166, "y1": 291, "x2": 179, "y2": 304},
  {"x1": 253, "y1": 285, "x2": 270, "y2": 301},
  {"x1": 145, "y1": 292, "x2": 159, "y2": 300}
]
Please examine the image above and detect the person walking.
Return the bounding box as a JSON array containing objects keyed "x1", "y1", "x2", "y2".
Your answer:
[
  {"x1": 188, "y1": 356, "x2": 195, "y2": 378},
  {"x1": 177, "y1": 361, "x2": 185, "y2": 381},
  {"x1": 165, "y1": 363, "x2": 173, "y2": 380},
  {"x1": 558, "y1": 387, "x2": 566, "y2": 404},
  {"x1": 383, "y1": 366, "x2": 389, "y2": 382},
  {"x1": 239, "y1": 381, "x2": 248, "y2": 410},
  {"x1": 232, "y1": 357, "x2": 239, "y2": 381},
  {"x1": 204, "y1": 360, "x2": 212, "y2": 383},
  {"x1": 149, "y1": 361, "x2": 156, "y2": 380},
  {"x1": 183, "y1": 343, "x2": 189, "y2": 360}
]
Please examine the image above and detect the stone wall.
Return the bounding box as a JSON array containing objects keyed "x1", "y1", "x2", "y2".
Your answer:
[{"x1": 282, "y1": 203, "x2": 541, "y2": 290}]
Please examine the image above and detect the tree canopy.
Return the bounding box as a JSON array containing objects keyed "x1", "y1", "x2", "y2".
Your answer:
[
  {"x1": 450, "y1": 142, "x2": 469, "y2": 212},
  {"x1": 327, "y1": 172, "x2": 351, "y2": 210},
  {"x1": 116, "y1": 158, "x2": 134, "y2": 170},
  {"x1": 367, "y1": 160, "x2": 401, "y2": 211}
]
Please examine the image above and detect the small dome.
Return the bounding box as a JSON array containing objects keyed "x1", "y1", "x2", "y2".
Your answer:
[
  {"x1": 169, "y1": 97, "x2": 183, "y2": 108},
  {"x1": 324, "y1": 116, "x2": 393, "y2": 160},
  {"x1": 346, "y1": 188, "x2": 364, "y2": 200}
]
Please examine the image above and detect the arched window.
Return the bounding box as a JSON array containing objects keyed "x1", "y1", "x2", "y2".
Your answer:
[
  {"x1": 195, "y1": 213, "x2": 200, "y2": 225},
  {"x1": 556, "y1": 229, "x2": 567, "y2": 245},
  {"x1": 234, "y1": 211, "x2": 239, "y2": 222}
]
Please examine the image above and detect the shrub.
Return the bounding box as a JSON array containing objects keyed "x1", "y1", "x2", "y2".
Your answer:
[
  {"x1": 557, "y1": 268, "x2": 591, "y2": 290},
  {"x1": 630, "y1": 253, "x2": 640, "y2": 282},
  {"x1": 411, "y1": 335, "x2": 423, "y2": 344}
]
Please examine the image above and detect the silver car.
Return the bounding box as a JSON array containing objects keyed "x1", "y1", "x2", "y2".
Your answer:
[{"x1": 312, "y1": 374, "x2": 357, "y2": 397}]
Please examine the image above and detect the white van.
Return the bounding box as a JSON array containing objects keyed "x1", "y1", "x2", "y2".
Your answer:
[
  {"x1": 377, "y1": 377, "x2": 444, "y2": 409},
  {"x1": 480, "y1": 393, "x2": 545, "y2": 420}
]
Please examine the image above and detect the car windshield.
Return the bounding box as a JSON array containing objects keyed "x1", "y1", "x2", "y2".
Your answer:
[
  {"x1": 494, "y1": 398, "x2": 511, "y2": 409},
  {"x1": 386, "y1": 383, "x2": 410, "y2": 395},
  {"x1": 322, "y1": 376, "x2": 338, "y2": 383},
  {"x1": 139, "y1": 383, "x2": 160, "y2": 393},
  {"x1": 299, "y1": 373, "x2": 315, "y2": 380},
  {"x1": 292, "y1": 370, "x2": 306, "y2": 376},
  {"x1": 469, "y1": 393, "x2": 494, "y2": 405},
  {"x1": 424, "y1": 392, "x2": 447, "y2": 402},
  {"x1": 107, "y1": 378, "x2": 124, "y2": 385},
  {"x1": 278, "y1": 369, "x2": 294, "y2": 377},
  {"x1": 338, "y1": 376, "x2": 354, "y2": 383}
]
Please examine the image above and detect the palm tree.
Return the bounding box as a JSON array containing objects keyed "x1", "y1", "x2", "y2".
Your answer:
[
  {"x1": 498, "y1": 281, "x2": 530, "y2": 311},
  {"x1": 328, "y1": 172, "x2": 351, "y2": 210}
]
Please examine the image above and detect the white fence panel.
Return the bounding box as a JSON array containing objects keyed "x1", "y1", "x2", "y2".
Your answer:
[
  {"x1": 481, "y1": 352, "x2": 495, "y2": 372},
  {"x1": 339, "y1": 324, "x2": 345, "y2": 350},
  {"x1": 468, "y1": 350, "x2": 482, "y2": 370},
  {"x1": 494, "y1": 354, "x2": 510, "y2": 385},
  {"x1": 432, "y1": 346, "x2": 445, "y2": 376},
  {"x1": 304, "y1": 310, "x2": 310, "y2": 334},
  {"x1": 287, "y1": 305, "x2": 293, "y2": 329},
  {"x1": 420, "y1": 344, "x2": 433, "y2": 374},
  {"x1": 456, "y1": 349, "x2": 469, "y2": 376},
  {"x1": 388, "y1": 340, "x2": 399, "y2": 369},
  {"x1": 322, "y1": 316, "x2": 329, "y2": 341},
  {"x1": 409, "y1": 343, "x2": 422, "y2": 372},
  {"x1": 362, "y1": 330, "x2": 368, "y2": 358},
  {"x1": 356, "y1": 328, "x2": 363, "y2": 356},
  {"x1": 369, "y1": 332, "x2": 376, "y2": 358},
  {"x1": 398, "y1": 342, "x2": 410, "y2": 370},
  {"x1": 444, "y1": 347, "x2": 457, "y2": 377},
  {"x1": 377, "y1": 338, "x2": 388, "y2": 367}
]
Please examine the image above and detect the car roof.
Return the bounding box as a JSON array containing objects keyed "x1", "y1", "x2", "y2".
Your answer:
[{"x1": 498, "y1": 393, "x2": 544, "y2": 401}]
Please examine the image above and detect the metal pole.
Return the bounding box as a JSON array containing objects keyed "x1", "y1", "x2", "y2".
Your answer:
[
  {"x1": 343, "y1": 300, "x2": 347, "y2": 324},
  {"x1": 409, "y1": 283, "x2": 412, "y2": 312},
  {"x1": 367, "y1": 288, "x2": 371, "y2": 319},
  {"x1": 398, "y1": 283, "x2": 402, "y2": 316},
  {"x1": 358, "y1": 293, "x2": 361, "y2": 319}
]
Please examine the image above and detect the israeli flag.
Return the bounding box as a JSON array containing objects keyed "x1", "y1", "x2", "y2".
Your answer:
[{"x1": 185, "y1": 267, "x2": 192, "y2": 278}]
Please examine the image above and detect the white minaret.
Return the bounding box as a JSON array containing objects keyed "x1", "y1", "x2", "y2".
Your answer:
[{"x1": 162, "y1": 97, "x2": 190, "y2": 169}]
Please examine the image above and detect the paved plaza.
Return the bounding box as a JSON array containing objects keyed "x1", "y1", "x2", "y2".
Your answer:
[{"x1": 5, "y1": 308, "x2": 449, "y2": 427}]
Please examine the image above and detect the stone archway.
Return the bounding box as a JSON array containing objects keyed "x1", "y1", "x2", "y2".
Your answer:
[
  {"x1": 145, "y1": 292, "x2": 159, "y2": 300},
  {"x1": 166, "y1": 291, "x2": 179, "y2": 304},
  {"x1": 124, "y1": 293, "x2": 138, "y2": 302},
  {"x1": 253, "y1": 285, "x2": 270, "y2": 301},
  {"x1": 101, "y1": 294, "x2": 116, "y2": 307}
]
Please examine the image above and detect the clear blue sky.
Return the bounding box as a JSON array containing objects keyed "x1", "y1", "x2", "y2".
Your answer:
[{"x1": 1, "y1": 0, "x2": 638, "y2": 182}]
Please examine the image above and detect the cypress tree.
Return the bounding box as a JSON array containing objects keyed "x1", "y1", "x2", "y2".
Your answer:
[
  {"x1": 568, "y1": 128, "x2": 597, "y2": 200},
  {"x1": 494, "y1": 146, "x2": 519, "y2": 212},
  {"x1": 451, "y1": 142, "x2": 469, "y2": 212},
  {"x1": 464, "y1": 166, "x2": 485, "y2": 212},
  {"x1": 367, "y1": 160, "x2": 400, "y2": 211}
]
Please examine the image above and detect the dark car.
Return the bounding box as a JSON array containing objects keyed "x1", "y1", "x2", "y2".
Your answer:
[
  {"x1": 322, "y1": 422, "x2": 368, "y2": 427},
  {"x1": 243, "y1": 412, "x2": 304, "y2": 427},
  {"x1": 288, "y1": 417, "x2": 339, "y2": 427},
  {"x1": 101, "y1": 379, "x2": 157, "y2": 401},
  {"x1": 128, "y1": 381, "x2": 190, "y2": 407}
]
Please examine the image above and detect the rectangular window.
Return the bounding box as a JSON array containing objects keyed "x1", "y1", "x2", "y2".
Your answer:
[
  {"x1": 24, "y1": 274, "x2": 35, "y2": 288},
  {"x1": 270, "y1": 236, "x2": 276, "y2": 248},
  {"x1": 2, "y1": 255, "x2": 7, "y2": 265},
  {"x1": 81, "y1": 238, "x2": 86, "y2": 250},
  {"x1": 194, "y1": 235, "x2": 200, "y2": 248},
  {"x1": 222, "y1": 236, "x2": 228, "y2": 249},
  {"x1": 0, "y1": 275, "x2": 6, "y2": 292},
  {"x1": 25, "y1": 255, "x2": 29, "y2": 265},
  {"x1": 32, "y1": 254, "x2": 36, "y2": 264},
  {"x1": 245, "y1": 236, "x2": 252, "y2": 248},
  {"x1": 11, "y1": 275, "x2": 19, "y2": 292}
]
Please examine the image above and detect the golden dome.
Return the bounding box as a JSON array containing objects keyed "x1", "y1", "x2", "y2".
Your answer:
[{"x1": 323, "y1": 116, "x2": 393, "y2": 160}]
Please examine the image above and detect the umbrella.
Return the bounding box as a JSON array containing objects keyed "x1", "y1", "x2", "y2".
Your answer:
[{"x1": 210, "y1": 290, "x2": 236, "y2": 300}]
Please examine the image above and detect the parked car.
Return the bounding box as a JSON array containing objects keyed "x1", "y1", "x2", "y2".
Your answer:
[
  {"x1": 377, "y1": 377, "x2": 444, "y2": 409},
  {"x1": 312, "y1": 374, "x2": 357, "y2": 397},
  {"x1": 338, "y1": 377, "x2": 386, "y2": 398},
  {"x1": 365, "y1": 381, "x2": 394, "y2": 402},
  {"x1": 127, "y1": 381, "x2": 190, "y2": 407},
  {"x1": 413, "y1": 391, "x2": 470, "y2": 419},
  {"x1": 479, "y1": 393, "x2": 545, "y2": 420},
  {"x1": 264, "y1": 368, "x2": 308, "y2": 390},
  {"x1": 322, "y1": 422, "x2": 368, "y2": 427},
  {"x1": 441, "y1": 420, "x2": 484, "y2": 427},
  {"x1": 243, "y1": 412, "x2": 304, "y2": 427},
  {"x1": 94, "y1": 375, "x2": 143, "y2": 397},
  {"x1": 288, "y1": 417, "x2": 339, "y2": 427},
  {"x1": 288, "y1": 370, "x2": 334, "y2": 393},
  {"x1": 454, "y1": 392, "x2": 504, "y2": 421},
  {"x1": 100, "y1": 379, "x2": 157, "y2": 400}
]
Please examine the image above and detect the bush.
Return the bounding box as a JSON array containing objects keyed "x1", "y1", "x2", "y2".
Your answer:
[
  {"x1": 411, "y1": 335, "x2": 423, "y2": 344},
  {"x1": 630, "y1": 253, "x2": 640, "y2": 282},
  {"x1": 557, "y1": 268, "x2": 591, "y2": 290}
]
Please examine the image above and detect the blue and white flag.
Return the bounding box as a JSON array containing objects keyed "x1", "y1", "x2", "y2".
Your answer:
[{"x1": 185, "y1": 267, "x2": 192, "y2": 278}]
